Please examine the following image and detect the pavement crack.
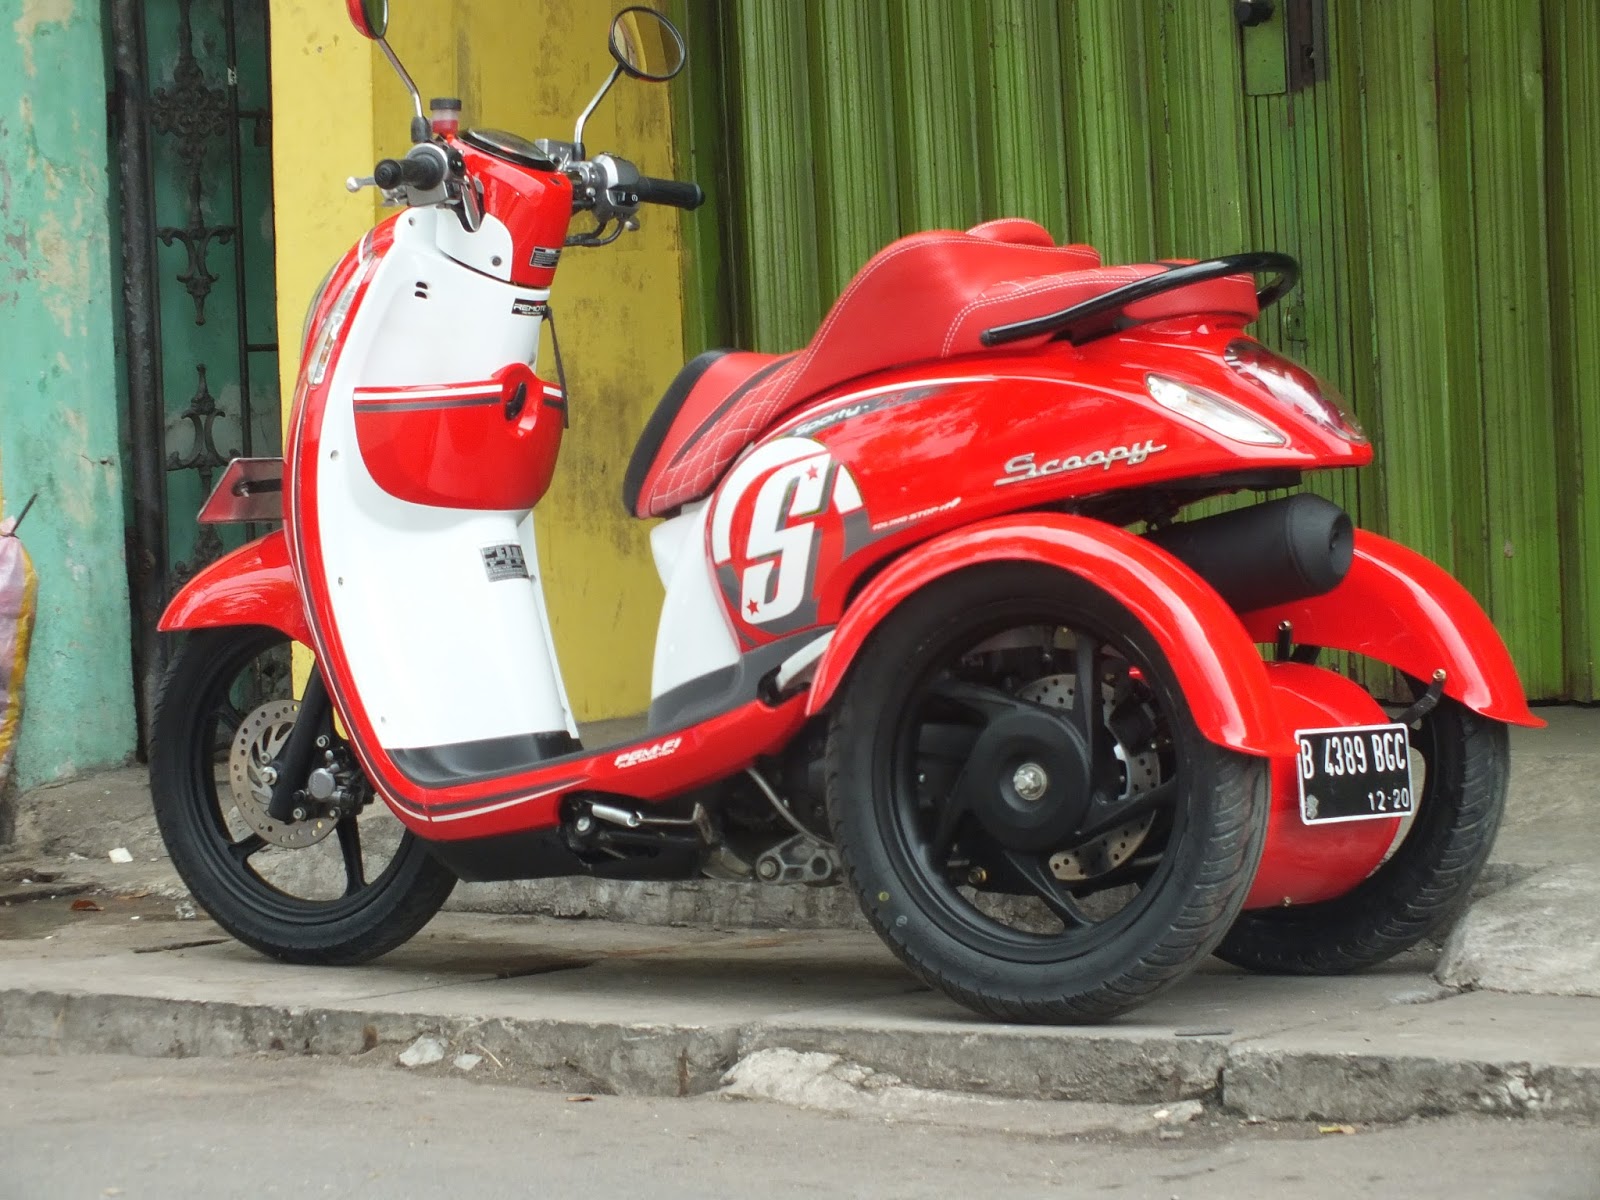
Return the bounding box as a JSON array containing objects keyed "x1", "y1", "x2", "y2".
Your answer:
[{"x1": 131, "y1": 938, "x2": 229, "y2": 955}]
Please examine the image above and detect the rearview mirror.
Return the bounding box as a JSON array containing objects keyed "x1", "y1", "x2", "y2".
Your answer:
[
  {"x1": 346, "y1": 0, "x2": 388, "y2": 40},
  {"x1": 608, "y1": 7, "x2": 685, "y2": 82}
]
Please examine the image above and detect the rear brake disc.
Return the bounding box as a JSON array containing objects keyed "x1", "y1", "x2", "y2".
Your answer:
[{"x1": 1017, "y1": 672, "x2": 1159, "y2": 883}]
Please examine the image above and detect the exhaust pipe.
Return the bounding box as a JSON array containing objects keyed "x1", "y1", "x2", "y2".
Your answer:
[{"x1": 1145, "y1": 493, "x2": 1353, "y2": 612}]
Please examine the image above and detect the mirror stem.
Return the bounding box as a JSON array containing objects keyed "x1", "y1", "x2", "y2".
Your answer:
[
  {"x1": 573, "y1": 64, "x2": 622, "y2": 160},
  {"x1": 376, "y1": 36, "x2": 429, "y2": 143}
]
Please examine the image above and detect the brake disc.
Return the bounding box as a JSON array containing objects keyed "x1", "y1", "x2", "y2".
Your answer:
[
  {"x1": 1017, "y1": 672, "x2": 1160, "y2": 883},
  {"x1": 228, "y1": 699, "x2": 339, "y2": 849}
]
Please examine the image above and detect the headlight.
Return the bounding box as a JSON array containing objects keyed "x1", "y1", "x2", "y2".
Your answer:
[
  {"x1": 305, "y1": 259, "x2": 377, "y2": 386},
  {"x1": 1225, "y1": 340, "x2": 1366, "y2": 444},
  {"x1": 1145, "y1": 374, "x2": 1287, "y2": 446},
  {"x1": 298, "y1": 263, "x2": 338, "y2": 359}
]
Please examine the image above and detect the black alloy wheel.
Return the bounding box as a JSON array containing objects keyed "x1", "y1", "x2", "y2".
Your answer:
[
  {"x1": 149, "y1": 625, "x2": 455, "y2": 964},
  {"x1": 827, "y1": 563, "x2": 1269, "y2": 1024}
]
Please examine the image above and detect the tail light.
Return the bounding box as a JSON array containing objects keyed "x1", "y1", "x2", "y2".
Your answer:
[{"x1": 1224, "y1": 340, "x2": 1366, "y2": 444}]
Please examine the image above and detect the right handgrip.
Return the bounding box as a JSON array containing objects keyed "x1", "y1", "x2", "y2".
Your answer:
[{"x1": 633, "y1": 175, "x2": 704, "y2": 211}]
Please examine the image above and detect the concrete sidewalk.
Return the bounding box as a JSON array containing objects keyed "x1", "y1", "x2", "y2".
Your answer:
[
  {"x1": 1, "y1": 706, "x2": 1596, "y2": 1123},
  {"x1": 1, "y1": 898, "x2": 1598, "y2": 1123}
]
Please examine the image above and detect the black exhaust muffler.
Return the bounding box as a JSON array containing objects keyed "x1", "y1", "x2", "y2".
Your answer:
[{"x1": 1144, "y1": 493, "x2": 1354, "y2": 612}]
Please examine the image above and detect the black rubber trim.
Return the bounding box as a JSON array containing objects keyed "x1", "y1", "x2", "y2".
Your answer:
[
  {"x1": 390, "y1": 730, "x2": 581, "y2": 789},
  {"x1": 647, "y1": 629, "x2": 830, "y2": 734},
  {"x1": 422, "y1": 827, "x2": 701, "y2": 883},
  {"x1": 622, "y1": 349, "x2": 730, "y2": 516}
]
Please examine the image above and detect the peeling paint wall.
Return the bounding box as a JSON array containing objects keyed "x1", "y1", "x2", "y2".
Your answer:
[
  {"x1": 271, "y1": 1, "x2": 689, "y2": 721},
  {"x1": 0, "y1": 1, "x2": 137, "y2": 786}
]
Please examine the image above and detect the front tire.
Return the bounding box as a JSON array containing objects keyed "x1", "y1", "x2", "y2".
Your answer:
[
  {"x1": 826, "y1": 564, "x2": 1269, "y2": 1024},
  {"x1": 149, "y1": 625, "x2": 456, "y2": 965},
  {"x1": 1215, "y1": 696, "x2": 1508, "y2": 974}
]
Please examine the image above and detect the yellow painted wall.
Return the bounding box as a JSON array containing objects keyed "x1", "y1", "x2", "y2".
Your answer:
[{"x1": 268, "y1": 1, "x2": 690, "y2": 721}]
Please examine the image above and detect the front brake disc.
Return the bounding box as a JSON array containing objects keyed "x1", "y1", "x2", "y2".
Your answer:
[{"x1": 228, "y1": 699, "x2": 339, "y2": 849}]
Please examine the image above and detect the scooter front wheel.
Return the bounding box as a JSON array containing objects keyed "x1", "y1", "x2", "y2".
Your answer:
[
  {"x1": 149, "y1": 625, "x2": 456, "y2": 965},
  {"x1": 826, "y1": 563, "x2": 1269, "y2": 1024}
]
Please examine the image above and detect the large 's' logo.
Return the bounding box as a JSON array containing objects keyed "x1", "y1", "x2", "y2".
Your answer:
[{"x1": 709, "y1": 437, "x2": 869, "y2": 639}]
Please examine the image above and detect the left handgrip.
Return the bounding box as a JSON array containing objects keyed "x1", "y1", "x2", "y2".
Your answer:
[{"x1": 373, "y1": 152, "x2": 446, "y2": 192}]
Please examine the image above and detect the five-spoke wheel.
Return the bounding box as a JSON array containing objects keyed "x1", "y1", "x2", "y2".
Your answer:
[
  {"x1": 827, "y1": 563, "x2": 1268, "y2": 1023},
  {"x1": 149, "y1": 625, "x2": 455, "y2": 964}
]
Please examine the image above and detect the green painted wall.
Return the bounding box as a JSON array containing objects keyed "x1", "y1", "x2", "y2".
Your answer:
[
  {"x1": 0, "y1": 2, "x2": 136, "y2": 787},
  {"x1": 682, "y1": 0, "x2": 1600, "y2": 701}
]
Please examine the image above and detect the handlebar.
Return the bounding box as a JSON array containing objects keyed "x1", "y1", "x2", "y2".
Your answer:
[
  {"x1": 630, "y1": 176, "x2": 704, "y2": 211},
  {"x1": 373, "y1": 153, "x2": 446, "y2": 192}
]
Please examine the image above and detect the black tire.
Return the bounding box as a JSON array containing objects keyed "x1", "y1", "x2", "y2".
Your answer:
[
  {"x1": 826, "y1": 563, "x2": 1270, "y2": 1024},
  {"x1": 1215, "y1": 696, "x2": 1507, "y2": 974},
  {"x1": 149, "y1": 625, "x2": 456, "y2": 965}
]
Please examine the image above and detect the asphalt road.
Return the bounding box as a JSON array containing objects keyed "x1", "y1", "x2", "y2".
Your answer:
[{"x1": 1, "y1": 1054, "x2": 1596, "y2": 1199}]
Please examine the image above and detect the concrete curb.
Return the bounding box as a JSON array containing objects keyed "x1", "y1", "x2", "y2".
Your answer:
[{"x1": 5, "y1": 984, "x2": 1597, "y2": 1122}]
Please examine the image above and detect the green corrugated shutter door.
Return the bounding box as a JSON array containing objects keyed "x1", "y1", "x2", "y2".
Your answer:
[
  {"x1": 1545, "y1": 0, "x2": 1600, "y2": 698},
  {"x1": 675, "y1": 0, "x2": 1599, "y2": 700}
]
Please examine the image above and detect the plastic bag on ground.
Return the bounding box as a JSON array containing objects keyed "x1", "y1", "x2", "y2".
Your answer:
[{"x1": 0, "y1": 508, "x2": 39, "y2": 800}]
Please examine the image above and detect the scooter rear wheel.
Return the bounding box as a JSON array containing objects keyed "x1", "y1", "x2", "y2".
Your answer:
[
  {"x1": 149, "y1": 625, "x2": 456, "y2": 965},
  {"x1": 825, "y1": 563, "x2": 1269, "y2": 1024},
  {"x1": 1215, "y1": 694, "x2": 1507, "y2": 975}
]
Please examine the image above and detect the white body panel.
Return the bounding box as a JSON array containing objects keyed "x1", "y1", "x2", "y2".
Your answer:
[
  {"x1": 649, "y1": 502, "x2": 740, "y2": 700},
  {"x1": 316, "y1": 209, "x2": 573, "y2": 750}
]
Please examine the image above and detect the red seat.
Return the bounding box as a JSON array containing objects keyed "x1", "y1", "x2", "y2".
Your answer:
[{"x1": 622, "y1": 219, "x2": 1259, "y2": 518}]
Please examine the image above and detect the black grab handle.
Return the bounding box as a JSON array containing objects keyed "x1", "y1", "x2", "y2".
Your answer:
[{"x1": 979, "y1": 251, "x2": 1300, "y2": 348}]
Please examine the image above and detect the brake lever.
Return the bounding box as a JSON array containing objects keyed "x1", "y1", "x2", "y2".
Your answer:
[
  {"x1": 454, "y1": 176, "x2": 484, "y2": 234},
  {"x1": 564, "y1": 217, "x2": 626, "y2": 248}
]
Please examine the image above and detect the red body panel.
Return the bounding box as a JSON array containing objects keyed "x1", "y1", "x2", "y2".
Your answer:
[
  {"x1": 451, "y1": 142, "x2": 573, "y2": 290},
  {"x1": 707, "y1": 326, "x2": 1370, "y2": 656},
  {"x1": 1240, "y1": 532, "x2": 1542, "y2": 727},
  {"x1": 806, "y1": 513, "x2": 1296, "y2": 758},
  {"x1": 636, "y1": 232, "x2": 1278, "y2": 518},
  {"x1": 1245, "y1": 663, "x2": 1401, "y2": 908},
  {"x1": 158, "y1": 530, "x2": 311, "y2": 646},
  {"x1": 352, "y1": 364, "x2": 565, "y2": 510}
]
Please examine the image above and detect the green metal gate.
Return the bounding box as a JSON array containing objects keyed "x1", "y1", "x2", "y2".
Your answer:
[
  {"x1": 675, "y1": 0, "x2": 1600, "y2": 700},
  {"x1": 112, "y1": 0, "x2": 280, "y2": 740}
]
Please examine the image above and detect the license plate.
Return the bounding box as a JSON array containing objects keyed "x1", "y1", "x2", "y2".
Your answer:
[{"x1": 1295, "y1": 723, "x2": 1413, "y2": 825}]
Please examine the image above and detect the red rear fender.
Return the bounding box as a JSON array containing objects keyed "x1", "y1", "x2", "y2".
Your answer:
[
  {"x1": 1239, "y1": 531, "x2": 1540, "y2": 727},
  {"x1": 158, "y1": 529, "x2": 310, "y2": 645},
  {"x1": 806, "y1": 514, "x2": 1295, "y2": 757}
]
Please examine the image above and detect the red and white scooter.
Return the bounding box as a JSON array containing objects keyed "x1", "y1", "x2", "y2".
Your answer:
[{"x1": 151, "y1": 1, "x2": 1539, "y2": 1023}]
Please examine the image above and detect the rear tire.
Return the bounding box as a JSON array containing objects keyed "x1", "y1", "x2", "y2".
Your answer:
[
  {"x1": 150, "y1": 625, "x2": 456, "y2": 965},
  {"x1": 826, "y1": 564, "x2": 1269, "y2": 1024},
  {"x1": 1215, "y1": 696, "x2": 1507, "y2": 974}
]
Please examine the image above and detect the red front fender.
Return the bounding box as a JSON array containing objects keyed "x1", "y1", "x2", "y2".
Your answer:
[
  {"x1": 1239, "y1": 530, "x2": 1541, "y2": 727},
  {"x1": 158, "y1": 529, "x2": 311, "y2": 645},
  {"x1": 806, "y1": 514, "x2": 1296, "y2": 757}
]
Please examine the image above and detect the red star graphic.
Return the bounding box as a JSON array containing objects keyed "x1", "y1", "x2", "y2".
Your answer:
[
  {"x1": 805, "y1": 464, "x2": 820, "y2": 480},
  {"x1": 746, "y1": 599, "x2": 759, "y2": 615}
]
